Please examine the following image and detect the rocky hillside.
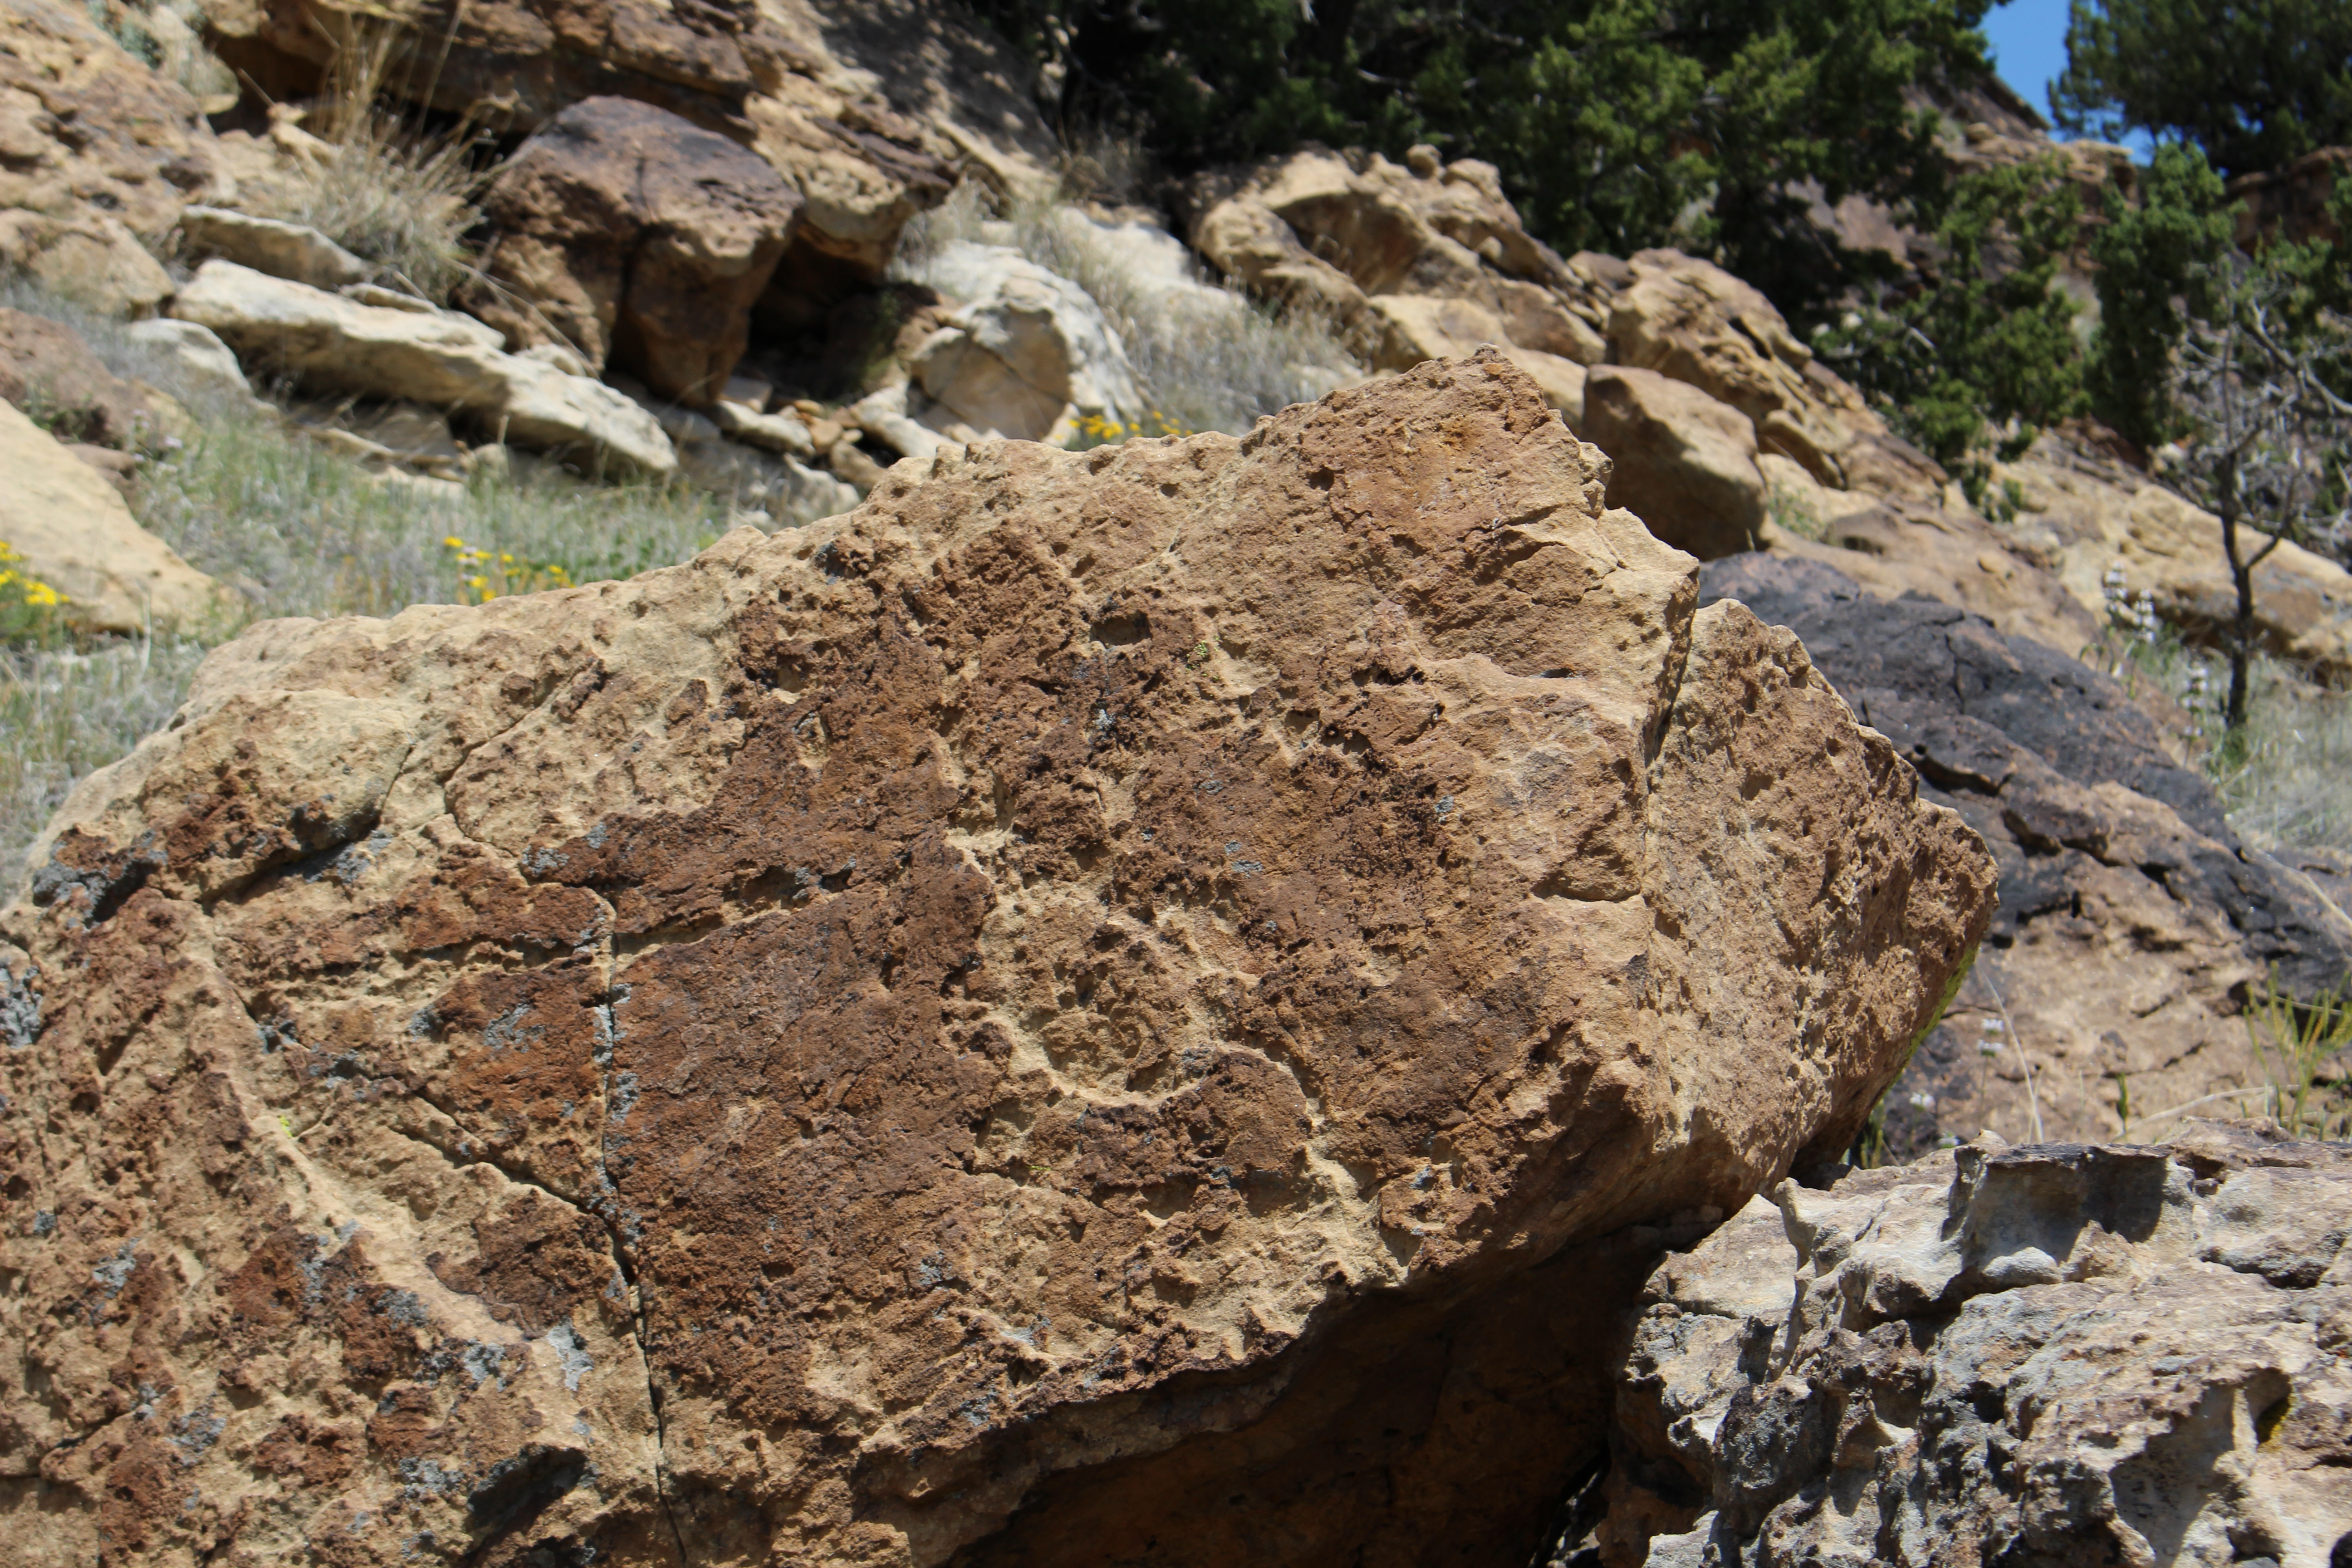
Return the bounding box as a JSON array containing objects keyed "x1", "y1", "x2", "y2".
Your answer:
[{"x1": 3, "y1": 1, "x2": 2351, "y2": 1563}]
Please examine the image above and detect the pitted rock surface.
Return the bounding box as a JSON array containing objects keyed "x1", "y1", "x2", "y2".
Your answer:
[
  {"x1": 0, "y1": 354, "x2": 1991, "y2": 1567},
  {"x1": 1592, "y1": 1122, "x2": 2352, "y2": 1567}
]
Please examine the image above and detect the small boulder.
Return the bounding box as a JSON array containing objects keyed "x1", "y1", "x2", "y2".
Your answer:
[
  {"x1": 172, "y1": 260, "x2": 675, "y2": 475},
  {"x1": 123, "y1": 318, "x2": 257, "y2": 408},
  {"x1": 1583, "y1": 365, "x2": 1768, "y2": 559},
  {"x1": 907, "y1": 242, "x2": 1145, "y2": 443},
  {"x1": 0, "y1": 398, "x2": 221, "y2": 633},
  {"x1": 0, "y1": 209, "x2": 173, "y2": 318},
  {"x1": 177, "y1": 205, "x2": 368, "y2": 291},
  {"x1": 0, "y1": 307, "x2": 167, "y2": 447},
  {"x1": 459, "y1": 97, "x2": 804, "y2": 404}
]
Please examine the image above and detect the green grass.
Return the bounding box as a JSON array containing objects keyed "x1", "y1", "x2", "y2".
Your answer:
[{"x1": 0, "y1": 290, "x2": 740, "y2": 891}]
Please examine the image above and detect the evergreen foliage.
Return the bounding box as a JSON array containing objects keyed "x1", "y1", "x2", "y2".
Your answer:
[
  {"x1": 2053, "y1": 0, "x2": 2352, "y2": 178},
  {"x1": 2085, "y1": 142, "x2": 2235, "y2": 449},
  {"x1": 1821, "y1": 157, "x2": 2088, "y2": 475},
  {"x1": 975, "y1": 0, "x2": 1994, "y2": 320}
]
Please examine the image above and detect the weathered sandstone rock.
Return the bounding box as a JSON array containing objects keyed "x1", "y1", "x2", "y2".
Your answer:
[
  {"x1": 1583, "y1": 365, "x2": 1769, "y2": 560},
  {"x1": 459, "y1": 97, "x2": 804, "y2": 403},
  {"x1": 0, "y1": 207, "x2": 174, "y2": 316},
  {"x1": 172, "y1": 260, "x2": 676, "y2": 475},
  {"x1": 907, "y1": 241, "x2": 1145, "y2": 443},
  {"x1": 0, "y1": 0, "x2": 221, "y2": 304},
  {"x1": 1183, "y1": 149, "x2": 2096, "y2": 652},
  {"x1": 193, "y1": 0, "x2": 1051, "y2": 309},
  {"x1": 178, "y1": 204, "x2": 369, "y2": 291},
  {"x1": 1184, "y1": 145, "x2": 1608, "y2": 367},
  {"x1": 1594, "y1": 1123, "x2": 2352, "y2": 1567},
  {"x1": 0, "y1": 305, "x2": 169, "y2": 447},
  {"x1": 0, "y1": 397, "x2": 222, "y2": 633},
  {"x1": 1702, "y1": 554, "x2": 2352, "y2": 1155},
  {"x1": 0, "y1": 353, "x2": 1992, "y2": 1566},
  {"x1": 123, "y1": 317, "x2": 259, "y2": 407},
  {"x1": 1994, "y1": 426, "x2": 2352, "y2": 683}
]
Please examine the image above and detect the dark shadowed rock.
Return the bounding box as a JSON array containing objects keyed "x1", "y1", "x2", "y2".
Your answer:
[
  {"x1": 1701, "y1": 553, "x2": 2352, "y2": 1155},
  {"x1": 459, "y1": 96, "x2": 804, "y2": 403}
]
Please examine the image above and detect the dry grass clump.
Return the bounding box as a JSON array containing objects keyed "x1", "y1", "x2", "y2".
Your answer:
[
  {"x1": 2218, "y1": 672, "x2": 2352, "y2": 855},
  {"x1": 894, "y1": 184, "x2": 1359, "y2": 438},
  {"x1": 234, "y1": 22, "x2": 488, "y2": 301}
]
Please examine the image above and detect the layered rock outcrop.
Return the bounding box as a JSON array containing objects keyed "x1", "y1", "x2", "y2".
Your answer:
[
  {"x1": 1184, "y1": 147, "x2": 2097, "y2": 654},
  {"x1": 0, "y1": 0, "x2": 221, "y2": 313},
  {"x1": 1702, "y1": 554, "x2": 2352, "y2": 1154},
  {"x1": 1593, "y1": 1122, "x2": 2352, "y2": 1567},
  {"x1": 0, "y1": 355, "x2": 1993, "y2": 1565},
  {"x1": 192, "y1": 0, "x2": 1051, "y2": 310},
  {"x1": 171, "y1": 260, "x2": 677, "y2": 474}
]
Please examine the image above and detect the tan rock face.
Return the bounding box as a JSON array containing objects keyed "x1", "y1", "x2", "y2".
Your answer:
[
  {"x1": 905, "y1": 242, "x2": 1146, "y2": 443},
  {"x1": 193, "y1": 0, "x2": 1048, "y2": 305},
  {"x1": 1595, "y1": 1123, "x2": 2352, "y2": 1567},
  {"x1": 0, "y1": 398, "x2": 223, "y2": 634},
  {"x1": 0, "y1": 354, "x2": 1991, "y2": 1566},
  {"x1": 1184, "y1": 146, "x2": 1608, "y2": 369},
  {"x1": 460, "y1": 97, "x2": 804, "y2": 403},
  {"x1": 179, "y1": 204, "x2": 370, "y2": 292},
  {"x1": 1583, "y1": 366, "x2": 1769, "y2": 560},
  {"x1": 1185, "y1": 149, "x2": 2094, "y2": 652},
  {"x1": 172, "y1": 260, "x2": 677, "y2": 475},
  {"x1": 1995, "y1": 427, "x2": 2352, "y2": 684},
  {"x1": 0, "y1": 306, "x2": 169, "y2": 447},
  {"x1": 0, "y1": 0, "x2": 221, "y2": 313}
]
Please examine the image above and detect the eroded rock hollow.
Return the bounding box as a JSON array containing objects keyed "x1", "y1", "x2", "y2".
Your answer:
[{"x1": 0, "y1": 355, "x2": 1993, "y2": 1566}]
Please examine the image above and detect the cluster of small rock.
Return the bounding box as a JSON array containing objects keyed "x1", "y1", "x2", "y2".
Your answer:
[{"x1": 1587, "y1": 1120, "x2": 2352, "y2": 1566}]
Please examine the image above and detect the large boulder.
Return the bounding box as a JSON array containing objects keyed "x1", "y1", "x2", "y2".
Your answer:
[
  {"x1": 0, "y1": 398, "x2": 222, "y2": 634},
  {"x1": 1594, "y1": 1123, "x2": 2352, "y2": 1566},
  {"x1": 1702, "y1": 554, "x2": 2352, "y2": 1155},
  {"x1": 0, "y1": 353, "x2": 1992, "y2": 1566},
  {"x1": 0, "y1": 0, "x2": 222, "y2": 314},
  {"x1": 459, "y1": 97, "x2": 804, "y2": 404},
  {"x1": 172, "y1": 260, "x2": 676, "y2": 475}
]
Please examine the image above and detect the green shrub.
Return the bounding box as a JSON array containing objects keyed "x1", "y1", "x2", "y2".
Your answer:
[
  {"x1": 1819, "y1": 156, "x2": 2089, "y2": 485},
  {"x1": 968, "y1": 0, "x2": 1994, "y2": 329}
]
